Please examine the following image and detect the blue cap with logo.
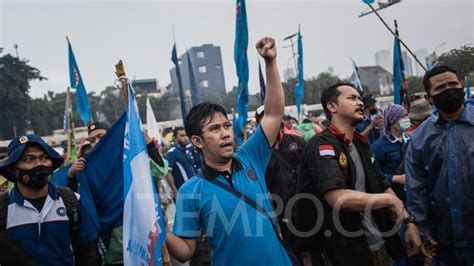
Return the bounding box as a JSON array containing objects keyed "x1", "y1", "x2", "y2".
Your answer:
[{"x1": 0, "y1": 135, "x2": 64, "y2": 182}]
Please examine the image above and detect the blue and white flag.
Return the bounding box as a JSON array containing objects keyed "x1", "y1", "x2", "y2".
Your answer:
[
  {"x1": 351, "y1": 59, "x2": 363, "y2": 90},
  {"x1": 123, "y1": 81, "x2": 165, "y2": 265},
  {"x1": 295, "y1": 29, "x2": 304, "y2": 116},
  {"x1": 233, "y1": 0, "x2": 249, "y2": 145},
  {"x1": 67, "y1": 38, "x2": 92, "y2": 125}
]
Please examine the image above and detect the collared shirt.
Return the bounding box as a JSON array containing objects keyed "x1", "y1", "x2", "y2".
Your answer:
[
  {"x1": 356, "y1": 116, "x2": 381, "y2": 145},
  {"x1": 7, "y1": 184, "x2": 75, "y2": 266},
  {"x1": 173, "y1": 127, "x2": 291, "y2": 266},
  {"x1": 406, "y1": 100, "x2": 474, "y2": 247},
  {"x1": 166, "y1": 143, "x2": 202, "y2": 189},
  {"x1": 296, "y1": 124, "x2": 404, "y2": 265},
  {"x1": 371, "y1": 133, "x2": 411, "y2": 184}
]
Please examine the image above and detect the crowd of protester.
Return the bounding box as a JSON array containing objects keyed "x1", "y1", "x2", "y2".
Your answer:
[{"x1": 0, "y1": 36, "x2": 472, "y2": 266}]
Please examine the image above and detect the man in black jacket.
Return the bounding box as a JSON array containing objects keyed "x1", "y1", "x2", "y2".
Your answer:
[{"x1": 296, "y1": 82, "x2": 422, "y2": 266}]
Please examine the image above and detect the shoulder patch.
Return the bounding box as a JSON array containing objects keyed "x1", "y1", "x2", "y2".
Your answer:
[
  {"x1": 246, "y1": 167, "x2": 257, "y2": 181},
  {"x1": 319, "y1": 144, "x2": 335, "y2": 156},
  {"x1": 288, "y1": 142, "x2": 298, "y2": 152}
]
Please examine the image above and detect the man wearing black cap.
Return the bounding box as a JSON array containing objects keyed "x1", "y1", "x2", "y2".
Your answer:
[
  {"x1": 0, "y1": 135, "x2": 99, "y2": 265},
  {"x1": 356, "y1": 94, "x2": 383, "y2": 145},
  {"x1": 66, "y1": 121, "x2": 109, "y2": 189}
]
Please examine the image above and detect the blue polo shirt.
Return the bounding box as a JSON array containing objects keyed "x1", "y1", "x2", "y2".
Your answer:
[
  {"x1": 167, "y1": 143, "x2": 202, "y2": 189},
  {"x1": 173, "y1": 127, "x2": 291, "y2": 265}
]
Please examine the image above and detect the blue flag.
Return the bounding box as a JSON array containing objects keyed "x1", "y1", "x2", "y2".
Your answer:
[
  {"x1": 466, "y1": 77, "x2": 471, "y2": 99},
  {"x1": 67, "y1": 39, "x2": 92, "y2": 125},
  {"x1": 362, "y1": 0, "x2": 375, "y2": 4},
  {"x1": 295, "y1": 30, "x2": 304, "y2": 116},
  {"x1": 393, "y1": 22, "x2": 405, "y2": 105},
  {"x1": 123, "y1": 81, "x2": 165, "y2": 265},
  {"x1": 426, "y1": 58, "x2": 432, "y2": 71},
  {"x1": 186, "y1": 51, "x2": 199, "y2": 106},
  {"x1": 171, "y1": 43, "x2": 188, "y2": 118},
  {"x1": 78, "y1": 114, "x2": 126, "y2": 241},
  {"x1": 233, "y1": 0, "x2": 249, "y2": 145},
  {"x1": 258, "y1": 60, "x2": 266, "y2": 104},
  {"x1": 63, "y1": 93, "x2": 69, "y2": 132},
  {"x1": 351, "y1": 59, "x2": 363, "y2": 90}
]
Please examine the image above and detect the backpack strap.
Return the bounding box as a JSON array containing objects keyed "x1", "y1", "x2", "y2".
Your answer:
[
  {"x1": 0, "y1": 191, "x2": 9, "y2": 232},
  {"x1": 57, "y1": 186, "x2": 80, "y2": 263}
]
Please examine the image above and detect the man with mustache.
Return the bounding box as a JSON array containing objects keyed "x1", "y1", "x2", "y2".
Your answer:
[
  {"x1": 404, "y1": 65, "x2": 474, "y2": 265},
  {"x1": 297, "y1": 81, "x2": 419, "y2": 266},
  {"x1": 165, "y1": 37, "x2": 294, "y2": 265}
]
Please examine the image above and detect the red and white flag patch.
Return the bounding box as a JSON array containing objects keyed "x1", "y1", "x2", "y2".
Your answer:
[{"x1": 319, "y1": 145, "x2": 335, "y2": 156}]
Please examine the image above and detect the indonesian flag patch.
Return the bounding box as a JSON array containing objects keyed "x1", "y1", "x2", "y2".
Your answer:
[{"x1": 319, "y1": 145, "x2": 336, "y2": 156}]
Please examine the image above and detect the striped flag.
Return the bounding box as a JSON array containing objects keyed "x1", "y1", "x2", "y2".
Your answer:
[{"x1": 123, "y1": 81, "x2": 165, "y2": 265}]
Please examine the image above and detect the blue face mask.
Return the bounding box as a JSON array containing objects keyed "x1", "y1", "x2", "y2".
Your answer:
[{"x1": 397, "y1": 118, "x2": 411, "y2": 132}]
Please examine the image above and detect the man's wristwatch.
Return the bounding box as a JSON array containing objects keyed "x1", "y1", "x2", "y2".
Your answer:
[{"x1": 403, "y1": 215, "x2": 417, "y2": 226}]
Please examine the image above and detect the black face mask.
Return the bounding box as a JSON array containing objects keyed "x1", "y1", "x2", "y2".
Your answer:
[
  {"x1": 433, "y1": 88, "x2": 465, "y2": 114},
  {"x1": 17, "y1": 165, "x2": 53, "y2": 189}
]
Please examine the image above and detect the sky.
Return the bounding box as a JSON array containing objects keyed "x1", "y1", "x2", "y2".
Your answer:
[{"x1": 1, "y1": 0, "x2": 473, "y2": 99}]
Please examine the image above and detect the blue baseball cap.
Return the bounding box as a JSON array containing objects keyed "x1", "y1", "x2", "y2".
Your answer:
[{"x1": 0, "y1": 135, "x2": 64, "y2": 182}]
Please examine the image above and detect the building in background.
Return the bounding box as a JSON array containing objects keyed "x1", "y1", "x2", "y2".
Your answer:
[
  {"x1": 402, "y1": 51, "x2": 414, "y2": 77},
  {"x1": 414, "y1": 49, "x2": 429, "y2": 76},
  {"x1": 283, "y1": 67, "x2": 296, "y2": 82},
  {"x1": 375, "y1": 49, "x2": 392, "y2": 73},
  {"x1": 348, "y1": 66, "x2": 393, "y2": 96},
  {"x1": 170, "y1": 44, "x2": 226, "y2": 106}
]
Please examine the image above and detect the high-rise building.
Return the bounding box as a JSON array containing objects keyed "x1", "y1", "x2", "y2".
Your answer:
[
  {"x1": 414, "y1": 49, "x2": 429, "y2": 77},
  {"x1": 170, "y1": 44, "x2": 226, "y2": 106},
  {"x1": 402, "y1": 51, "x2": 414, "y2": 77},
  {"x1": 375, "y1": 49, "x2": 392, "y2": 73}
]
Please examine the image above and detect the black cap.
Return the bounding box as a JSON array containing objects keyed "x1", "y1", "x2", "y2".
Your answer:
[
  {"x1": 362, "y1": 94, "x2": 376, "y2": 109},
  {"x1": 88, "y1": 122, "x2": 109, "y2": 135}
]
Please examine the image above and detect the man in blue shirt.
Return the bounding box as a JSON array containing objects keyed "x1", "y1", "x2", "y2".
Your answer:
[
  {"x1": 166, "y1": 126, "x2": 202, "y2": 193},
  {"x1": 404, "y1": 65, "x2": 474, "y2": 265},
  {"x1": 371, "y1": 104, "x2": 410, "y2": 203},
  {"x1": 165, "y1": 37, "x2": 292, "y2": 265}
]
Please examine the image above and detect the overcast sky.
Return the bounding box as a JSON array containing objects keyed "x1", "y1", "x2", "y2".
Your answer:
[{"x1": 1, "y1": 0, "x2": 473, "y2": 98}]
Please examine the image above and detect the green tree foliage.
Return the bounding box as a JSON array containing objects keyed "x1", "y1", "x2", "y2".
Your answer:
[
  {"x1": 0, "y1": 54, "x2": 45, "y2": 139},
  {"x1": 435, "y1": 45, "x2": 474, "y2": 78}
]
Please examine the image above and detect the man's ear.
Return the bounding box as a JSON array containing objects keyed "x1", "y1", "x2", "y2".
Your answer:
[
  {"x1": 327, "y1": 102, "x2": 337, "y2": 115},
  {"x1": 424, "y1": 93, "x2": 433, "y2": 105},
  {"x1": 191, "y1": 135, "x2": 203, "y2": 151}
]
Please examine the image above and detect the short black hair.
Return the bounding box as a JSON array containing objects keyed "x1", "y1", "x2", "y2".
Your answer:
[
  {"x1": 422, "y1": 65, "x2": 460, "y2": 95},
  {"x1": 172, "y1": 126, "x2": 185, "y2": 137},
  {"x1": 321, "y1": 81, "x2": 356, "y2": 119},
  {"x1": 184, "y1": 102, "x2": 228, "y2": 139}
]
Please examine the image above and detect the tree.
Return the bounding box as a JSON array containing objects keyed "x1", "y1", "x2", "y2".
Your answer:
[
  {"x1": 0, "y1": 54, "x2": 45, "y2": 139},
  {"x1": 435, "y1": 45, "x2": 474, "y2": 78}
]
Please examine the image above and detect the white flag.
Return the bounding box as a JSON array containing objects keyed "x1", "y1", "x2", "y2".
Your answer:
[{"x1": 146, "y1": 97, "x2": 162, "y2": 143}]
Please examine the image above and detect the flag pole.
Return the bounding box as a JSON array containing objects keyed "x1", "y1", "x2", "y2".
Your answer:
[
  {"x1": 115, "y1": 60, "x2": 129, "y2": 108},
  {"x1": 66, "y1": 86, "x2": 72, "y2": 163},
  {"x1": 365, "y1": 3, "x2": 426, "y2": 71}
]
